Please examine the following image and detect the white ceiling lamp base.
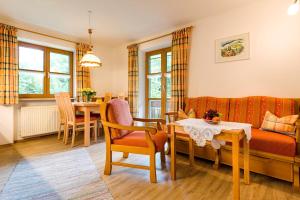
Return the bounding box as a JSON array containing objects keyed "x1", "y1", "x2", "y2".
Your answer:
[
  {"x1": 80, "y1": 11, "x2": 102, "y2": 68},
  {"x1": 288, "y1": 0, "x2": 299, "y2": 16}
]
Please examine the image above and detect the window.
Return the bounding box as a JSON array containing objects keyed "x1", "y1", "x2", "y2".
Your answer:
[
  {"x1": 146, "y1": 47, "x2": 171, "y2": 118},
  {"x1": 18, "y1": 42, "x2": 73, "y2": 98}
]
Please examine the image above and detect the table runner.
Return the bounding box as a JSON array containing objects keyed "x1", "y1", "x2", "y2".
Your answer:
[{"x1": 176, "y1": 118, "x2": 252, "y2": 149}]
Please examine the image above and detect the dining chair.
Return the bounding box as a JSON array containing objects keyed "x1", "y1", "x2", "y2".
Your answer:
[
  {"x1": 165, "y1": 112, "x2": 195, "y2": 166},
  {"x1": 60, "y1": 92, "x2": 99, "y2": 147},
  {"x1": 55, "y1": 93, "x2": 67, "y2": 141},
  {"x1": 100, "y1": 99, "x2": 167, "y2": 183},
  {"x1": 104, "y1": 92, "x2": 112, "y2": 103},
  {"x1": 117, "y1": 92, "x2": 125, "y2": 100}
]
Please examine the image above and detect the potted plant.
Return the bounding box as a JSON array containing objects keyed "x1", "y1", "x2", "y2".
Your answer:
[{"x1": 81, "y1": 88, "x2": 96, "y2": 102}]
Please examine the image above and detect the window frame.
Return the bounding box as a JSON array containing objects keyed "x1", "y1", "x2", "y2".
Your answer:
[
  {"x1": 18, "y1": 42, "x2": 73, "y2": 98},
  {"x1": 145, "y1": 47, "x2": 171, "y2": 118}
]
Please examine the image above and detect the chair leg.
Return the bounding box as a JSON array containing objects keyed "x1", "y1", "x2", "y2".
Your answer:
[
  {"x1": 94, "y1": 122, "x2": 98, "y2": 142},
  {"x1": 71, "y1": 125, "x2": 76, "y2": 148},
  {"x1": 98, "y1": 122, "x2": 102, "y2": 137},
  {"x1": 57, "y1": 124, "x2": 62, "y2": 140},
  {"x1": 64, "y1": 124, "x2": 69, "y2": 144},
  {"x1": 149, "y1": 151, "x2": 157, "y2": 183},
  {"x1": 123, "y1": 152, "x2": 129, "y2": 158},
  {"x1": 160, "y1": 150, "x2": 166, "y2": 169},
  {"x1": 104, "y1": 149, "x2": 112, "y2": 175}
]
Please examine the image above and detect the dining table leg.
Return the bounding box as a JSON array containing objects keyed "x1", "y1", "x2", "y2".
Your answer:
[
  {"x1": 243, "y1": 135, "x2": 250, "y2": 184},
  {"x1": 232, "y1": 134, "x2": 240, "y2": 200},
  {"x1": 84, "y1": 107, "x2": 91, "y2": 147}
]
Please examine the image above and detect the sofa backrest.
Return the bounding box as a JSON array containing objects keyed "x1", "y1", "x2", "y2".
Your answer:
[
  {"x1": 184, "y1": 97, "x2": 230, "y2": 121},
  {"x1": 184, "y1": 96, "x2": 300, "y2": 128},
  {"x1": 229, "y1": 96, "x2": 298, "y2": 128}
]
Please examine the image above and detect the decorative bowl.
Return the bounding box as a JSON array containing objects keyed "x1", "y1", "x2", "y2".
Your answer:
[{"x1": 204, "y1": 119, "x2": 220, "y2": 125}]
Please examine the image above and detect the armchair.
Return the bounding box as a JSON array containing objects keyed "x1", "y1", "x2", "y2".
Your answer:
[{"x1": 100, "y1": 99, "x2": 167, "y2": 183}]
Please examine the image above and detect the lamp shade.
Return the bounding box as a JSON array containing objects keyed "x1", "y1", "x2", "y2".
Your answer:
[
  {"x1": 288, "y1": 0, "x2": 299, "y2": 15},
  {"x1": 80, "y1": 51, "x2": 102, "y2": 68}
]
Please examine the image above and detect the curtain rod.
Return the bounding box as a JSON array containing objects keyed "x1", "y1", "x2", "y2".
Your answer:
[
  {"x1": 128, "y1": 26, "x2": 193, "y2": 47},
  {"x1": 17, "y1": 27, "x2": 78, "y2": 44}
]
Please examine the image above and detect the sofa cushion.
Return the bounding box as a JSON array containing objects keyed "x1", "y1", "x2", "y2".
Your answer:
[
  {"x1": 261, "y1": 111, "x2": 298, "y2": 136},
  {"x1": 107, "y1": 99, "x2": 133, "y2": 139},
  {"x1": 185, "y1": 97, "x2": 230, "y2": 120},
  {"x1": 178, "y1": 108, "x2": 196, "y2": 120},
  {"x1": 229, "y1": 96, "x2": 296, "y2": 128},
  {"x1": 113, "y1": 130, "x2": 167, "y2": 152},
  {"x1": 250, "y1": 128, "x2": 296, "y2": 157}
]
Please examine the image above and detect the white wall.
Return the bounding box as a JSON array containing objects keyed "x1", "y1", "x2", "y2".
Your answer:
[
  {"x1": 188, "y1": 0, "x2": 300, "y2": 98},
  {"x1": 90, "y1": 45, "x2": 115, "y2": 96},
  {"x1": 112, "y1": 0, "x2": 300, "y2": 100}
]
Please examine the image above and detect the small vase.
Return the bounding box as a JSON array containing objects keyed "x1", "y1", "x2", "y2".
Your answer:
[{"x1": 86, "y1": 95, "x2": 92, "y2": 102}]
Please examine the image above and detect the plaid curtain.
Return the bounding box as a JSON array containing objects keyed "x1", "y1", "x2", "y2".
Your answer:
[
  {"x1": 127, "y1": 44, "x2": 139, "y2": 117},
  {"x1": 76, "y1": 43, "x2": 91, "y2": 98},
  {"x1": 0, "y1": 24, "x2": 18, "y2": 105},
  {"x1": 171, "y1": 27, "x2": 192, "y2": 111}
]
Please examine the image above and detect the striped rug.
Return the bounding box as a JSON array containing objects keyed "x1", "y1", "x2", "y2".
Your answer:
[{"x1": 0, "y1": 149, "x2": 113, "y2": 200}]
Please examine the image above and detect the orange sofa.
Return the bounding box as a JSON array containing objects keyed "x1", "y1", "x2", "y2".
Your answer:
[{"x1": 176, "y1": 96, "x2": 300, "y2": 186}]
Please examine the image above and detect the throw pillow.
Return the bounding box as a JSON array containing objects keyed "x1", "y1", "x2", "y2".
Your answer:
[
  {"x1": 178, "y1": 108, "x2": 196, "y2": 120},
  {"x1": 261, "y1": 111, "x2": 299, "y2": 136}
]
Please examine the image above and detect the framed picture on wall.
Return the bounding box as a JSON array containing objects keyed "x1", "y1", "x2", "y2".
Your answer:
[{"x1": 215, "y1": 33, "x2": 250, "y2": 63}]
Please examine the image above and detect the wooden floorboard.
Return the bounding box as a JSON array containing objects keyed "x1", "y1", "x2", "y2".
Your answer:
[{"x1": 1, "y1": 134, "x2": 300, "y2": 200}]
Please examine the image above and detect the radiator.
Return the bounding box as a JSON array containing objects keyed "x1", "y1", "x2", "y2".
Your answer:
[{"x1": 20, "y1": 105, "x2": 60, "y2": 137}]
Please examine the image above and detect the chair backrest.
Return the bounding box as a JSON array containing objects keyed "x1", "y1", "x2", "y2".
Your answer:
[
  {"x1": 55, "y1": 93, "x2": 66, "y2": 123},
  {"x1": 103, "y1": 99, "x2": 133, "y2": 139},
  {"x1": 104, "y1": 92, "x2": 112, "y2": 103},
  {"x1": 95, "y1": 97, "x2": 103, "y2": 104},
  {"x1": 118, "y1": 92, "x2": 125, "y2": 100},
  {"x1": 60, "y1": 92, "x2": 75, "y2": 122}
]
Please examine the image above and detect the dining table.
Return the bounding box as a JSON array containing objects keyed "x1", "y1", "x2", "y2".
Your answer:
[{"x1": 73, "y1": 102, "x2": 101, "y2": 146}]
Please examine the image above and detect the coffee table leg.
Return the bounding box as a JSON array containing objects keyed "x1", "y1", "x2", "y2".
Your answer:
[
  {"x1": 243, "y1": 135, "x2": 250, "y2": 184},
  {"x1": 170, "y1": 125, "x2": 176, "y2": 180},
  {"x1": 232, "y1": 135, "x2": 240, "y2": 200}
]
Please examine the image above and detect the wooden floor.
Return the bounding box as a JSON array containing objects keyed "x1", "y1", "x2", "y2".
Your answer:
[{"x1": 1, "y1": 134, "x2": 300, "y2": 200}]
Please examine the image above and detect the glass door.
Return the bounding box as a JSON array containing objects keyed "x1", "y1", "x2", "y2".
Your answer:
[{"x1": 145, "y1": 47, "x2": 171, "y2": 118}]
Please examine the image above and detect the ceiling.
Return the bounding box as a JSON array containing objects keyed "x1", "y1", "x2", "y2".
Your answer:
[{"x1": 0, "y1": 0, "x2": 255, "y2": 46}]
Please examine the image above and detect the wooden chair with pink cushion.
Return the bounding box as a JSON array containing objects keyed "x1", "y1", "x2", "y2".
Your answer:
[
  {"x1": 60, "y1": 92, "x2": 99, "y2": 147},
  {"x1": 100, "y1": 99, "x2": 167, "y2": 183}
]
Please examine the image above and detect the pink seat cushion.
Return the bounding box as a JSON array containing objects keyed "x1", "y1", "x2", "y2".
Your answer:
[{"x1": 108, "y1": 99, "x2": 133, "y2": 139}]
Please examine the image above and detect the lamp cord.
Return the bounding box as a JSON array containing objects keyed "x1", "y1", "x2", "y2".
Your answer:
[{"x1": 88, "y1": 10, "x2": 92, "y2": 49}]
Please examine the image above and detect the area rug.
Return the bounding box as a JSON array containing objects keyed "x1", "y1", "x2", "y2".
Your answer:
[{"x1": 0, "y1": 149, "x2": 113, "y2": 200}]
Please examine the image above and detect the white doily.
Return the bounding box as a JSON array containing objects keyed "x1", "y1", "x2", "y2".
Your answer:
[{"x1": 176, "y1": 118, "x2": 252, "y2": 149}]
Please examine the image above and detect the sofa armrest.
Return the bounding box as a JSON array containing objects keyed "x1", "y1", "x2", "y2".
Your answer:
[
  {"x1": 295, "y1": 120, "x2": 300, "y2": 155},
  {"x1": 296, "y1": 120, "x2": 300, "y2": 143}
]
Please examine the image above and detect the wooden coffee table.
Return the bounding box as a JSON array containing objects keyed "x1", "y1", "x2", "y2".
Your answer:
[{"x1": 168, "y1": 123, "x2": 250, "y2": 200}]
